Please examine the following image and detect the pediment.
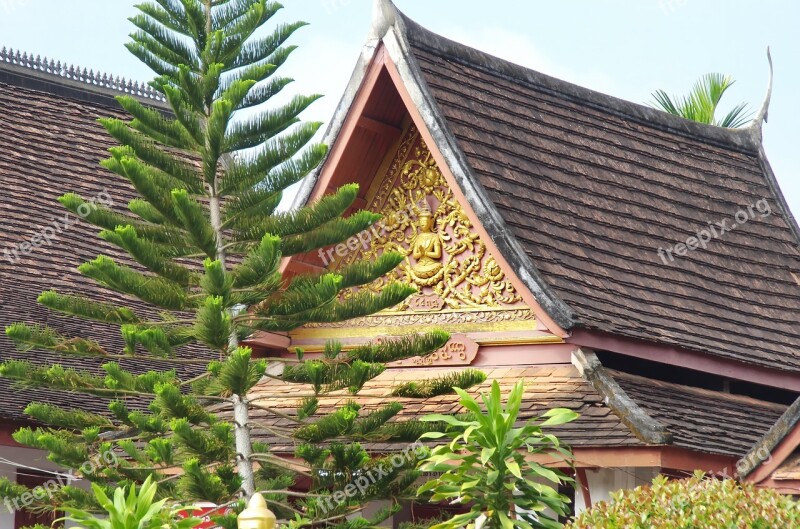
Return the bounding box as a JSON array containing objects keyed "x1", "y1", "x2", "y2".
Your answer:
[{"x1": 291, "y1": 125, "x2": 553, "y2": 350}]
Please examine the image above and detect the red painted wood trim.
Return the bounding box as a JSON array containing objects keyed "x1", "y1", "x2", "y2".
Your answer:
[
  {"x1": 660, "y1": 446, "x2": 736, "y2": 475},
  {"x1": 471, "y1": 344, "x2": 573, "y2": 366},
  {"x1": 357, "y1": 115, "x2": 403, "y2": 140},
  {"x1": 285, "y1": 259, "x2": 326, "y2": 275},
  {"x1": 242, "y1": 331, "x2": 291, "y2": 351},
  {"x1": 528, "y1": 445, "x2": 735, "y2": 472},
  {"x1": 746, "y1": 423, "x2": 800, "y2": 483},
  {"x1": 568, "y1": 329, "x2": 800, "y2": 391},
  {"x1": 307, "y1": 46, "x2": 387, "y2": 206},
  {"x1": 280, "y1": 46, "x2": 388, "y2": 275},
  {"x1": 753, "y1": 477, "x2": 800, "y2": 494},
  {"x1": 575, "y1": 467, "x2": 592, "y2": 509},
  {"x1": 0, "y1": 420, "x2": 29, "y2": 447}
]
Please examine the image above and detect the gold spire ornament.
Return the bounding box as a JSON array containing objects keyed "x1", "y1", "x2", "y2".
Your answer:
[{"x1": 237, "y1": 493, "x2": 277, "y2": 529}]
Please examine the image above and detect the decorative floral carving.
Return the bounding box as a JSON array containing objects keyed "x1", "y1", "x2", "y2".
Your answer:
[
  {"x1": 301, "y1": 308, "x2": 535, "y2": 329},
  {"x1": 337, "y1": 126, "x2": 524, "y2": 311}
]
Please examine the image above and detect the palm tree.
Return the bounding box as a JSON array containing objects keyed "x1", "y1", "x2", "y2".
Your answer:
[{"x1": 651, "y1": 73, "x2": 752, "y2": 128}]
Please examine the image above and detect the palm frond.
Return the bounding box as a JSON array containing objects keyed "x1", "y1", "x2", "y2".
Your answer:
[{"x1": 649, "y1": 72, "x2": 752, "y2": 128}]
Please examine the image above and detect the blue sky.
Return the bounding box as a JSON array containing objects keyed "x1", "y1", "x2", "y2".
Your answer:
[{"x1": 1, "y1": 0, "x2": 797, "y2": 218}]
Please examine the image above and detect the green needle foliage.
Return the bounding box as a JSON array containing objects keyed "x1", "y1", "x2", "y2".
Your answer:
[
  {"x1": 650, "y1": 73, "x2": 752, "y2": 128},
  {"x1": 0, "y1": 1, "x2": 485, "y2": 526},
  {"x1": 417, "y1": 381, "x2": 577, "y2": 529}
]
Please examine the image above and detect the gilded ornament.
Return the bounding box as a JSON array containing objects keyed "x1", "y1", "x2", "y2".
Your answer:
[{"x1": 335, "y1": 126, "x2": 524, "y2": 312}]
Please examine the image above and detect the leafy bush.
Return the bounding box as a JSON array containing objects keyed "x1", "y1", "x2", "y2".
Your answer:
[
  {"x1": 567, "y1": 471, "x2": 800, "y2": 529},
  {"x1": 417, "y1": 380, "x2": 577, "y2": 529},
  {"x1": 57, "y1": 475, "x2": 200, "y2": 529}
]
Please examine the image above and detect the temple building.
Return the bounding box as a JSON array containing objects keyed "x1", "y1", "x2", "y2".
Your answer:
[
  {"x1": 247, "y1": 0, "x2": 800, "y2": 516},
  {"x1": 1, "y1": 0, "x2": 799, "y2": 526}
]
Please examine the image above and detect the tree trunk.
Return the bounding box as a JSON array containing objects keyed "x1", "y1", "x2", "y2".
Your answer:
[{"x1": 210, "y1": 191, "x2": 256, "y2": 500}]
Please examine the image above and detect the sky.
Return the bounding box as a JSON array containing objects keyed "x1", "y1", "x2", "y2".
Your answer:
[{"x1": 1, "y1": 0, "x2": 798, "y2": 218}]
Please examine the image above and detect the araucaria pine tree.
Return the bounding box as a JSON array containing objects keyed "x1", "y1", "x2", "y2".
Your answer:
[{"x1": 0, "y1": 1, "x2": 485, "y2": 527}]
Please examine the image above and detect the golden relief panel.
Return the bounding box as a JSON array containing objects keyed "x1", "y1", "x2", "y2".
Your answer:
[
  {"x1": 339, "y1": 125, "x2": 526, "y2": 311},
  {"x1": 299, "y1": 125, "x2": 535, "y2": 337}
]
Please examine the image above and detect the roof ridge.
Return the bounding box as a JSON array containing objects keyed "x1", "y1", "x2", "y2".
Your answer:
[
  {"x1": 394, "y1": 9, "x2": 762, "y2": 155},
  {"x1": 0, "y1": 46, "x2": 165, "y2": 103}
]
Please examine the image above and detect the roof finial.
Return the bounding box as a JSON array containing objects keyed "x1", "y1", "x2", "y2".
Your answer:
[
  {"x1": 749, "y1": 47, "x2": 773, "y2": 135},
  {"x1": 370, "y1": 0, "x2": 398, "y2": 40}
]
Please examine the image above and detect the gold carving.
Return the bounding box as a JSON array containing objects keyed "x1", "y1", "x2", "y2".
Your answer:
[
  {"x1": 409, "y1": 203, "x2": 444, "y2": 283},
  {"x1": 338, "y1": 126, "x2": 523, "y2": 311},
  {"x1": 292, "y1": 125, "x2": 536, "y2": 341},
  {"x1": 302, "y1": 308, "x2": 534, "y2": 329},
  {"x1": 407, "y1": 294, "x2": 446, "y2": 312}
]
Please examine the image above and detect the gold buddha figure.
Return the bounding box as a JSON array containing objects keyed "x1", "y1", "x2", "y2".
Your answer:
[{"x1": 410, "y1": 205, "x2": 443, "y2": 281}]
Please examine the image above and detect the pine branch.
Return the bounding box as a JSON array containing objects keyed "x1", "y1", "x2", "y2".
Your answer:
[
  {"x1": 24, "y1": 403, "x2": 113, "y2": 430},
  {"x1": 121, "y1": 323, "x2": 194, "y2": 357},
  {"x1": 201, "y1": 347, "x2": 266, "y2": 396},
  {"x1": 79, "y1": 256, "x2": 189, "y2": 311},
  {"x1": 347, "y1": 331, "x2": 449, "y2": 363},
  {"x1": 220, "y1": 122, "x2": 322, "y2": 196},
  {"x1": 38, "y1": 291, "x2": 140, "y2": 325},
  {"x1": 5, "y1": 323, "x2": 108, "y2": 356},
  {"x1": 233, "y1": 184, "x2": 358, "y2": 239},
  {"x1": 100, "y1": 226, "x2": 197, "y2": 286},
  {"x1": 293, "y1": 403, "x2": 360, "y2": 443},
  {"x1": 278, "y1": 211, "x2": 382, "y2": 256},
  {"x1": 391, "y1": 369, "x2": 487, "y2": 398}
]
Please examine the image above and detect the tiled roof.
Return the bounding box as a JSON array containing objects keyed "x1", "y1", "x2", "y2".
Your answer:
[
  {"x1": 247, "y1": 365, "x2": 642, "y2": 454},
  {"x1": 247, "y1": 364, "x2": 788, "y2": 461},
  {"x1": 398, "y1": 13, "x2": 800, "y2": 372},
  {"x1": 611, "y1": 370, "x2": 787, "y2": 458},
  {"x1": 0, "y1": 69, "x2": 206, "y2": 422},
  {"x1": 773, "y1": 452, "x2": 800, "y2": 481}
]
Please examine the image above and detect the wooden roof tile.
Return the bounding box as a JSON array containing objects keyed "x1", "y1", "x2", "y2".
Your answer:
[{"x1": 400, "y1": 15, "x2": 800, "y2": 372}]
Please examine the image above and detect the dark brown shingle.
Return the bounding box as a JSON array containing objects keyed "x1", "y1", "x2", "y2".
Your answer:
[
  {"x1": 611, "y1": 370, "x2": 787, "y2": 458},
  {"x1": 247, "y1": 365, "x2": 643, "y2": 453},
  {"x1": 401, "y1": 16, "x2": 800, "y2": 372},
  {"x1": 0, "y1": 70, "x2": 207, "y2": 422}
]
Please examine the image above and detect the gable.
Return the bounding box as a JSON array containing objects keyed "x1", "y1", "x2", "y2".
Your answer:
[
  {"x1": 287, "y1": 1, "x2": 800, "y2": 382},
  {"x1": 290, "y1": 122, "x2": 559, "y2": 352}
]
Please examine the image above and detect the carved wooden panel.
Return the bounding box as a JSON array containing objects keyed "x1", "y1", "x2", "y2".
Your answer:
[{"x1": 294, "y1": 125, "x2": 536, "y2": 341}]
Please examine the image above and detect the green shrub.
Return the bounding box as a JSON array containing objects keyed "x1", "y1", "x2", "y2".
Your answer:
[
  {"x1": 57, "y1": 476, "x2": 200, "y2": 529},
  {"x1": 567, "y1": 471, "x2": 800, "y2": 529},
  {"x1": 417, "y1": 380, "x2": 577, "y2": 529}
]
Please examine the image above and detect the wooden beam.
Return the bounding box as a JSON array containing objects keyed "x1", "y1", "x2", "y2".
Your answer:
[
  {"x1": 242, "y1": 331, "x2": 291, "y2": 352},
  {"x1": 745, "y1": 423, "x2": 800, "y2": 483},
  {"x1": 576, "y1": 467, "x2": 592, "y2": 509},
  {"x1": 568, "y1": 329, "x2": 800, "y2": 392},
  {"x1": 525, "y1": 446, "x2": 735, "y2": 472},
  {"x1": 350, "y1": 197, "x2": 368, "y2": 210},
  {"x1": 0, "y1": 421, "x2": 28, "y2": 447},
  {"x1": 356, "y1": 115, "x2": 402, "y2": 140},
  {"x1": 753, "y1": 477, "x2": 800, "y2": 494}
]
